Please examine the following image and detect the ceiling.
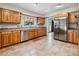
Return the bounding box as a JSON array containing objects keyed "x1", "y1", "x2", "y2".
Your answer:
[{"x1": 7, "y1": 3, "x2": 79, "y2": 16}]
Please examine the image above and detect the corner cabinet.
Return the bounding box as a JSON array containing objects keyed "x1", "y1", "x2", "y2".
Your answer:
[{"x1": 0, "y1": 8, "x2": 21, "y2": 24}]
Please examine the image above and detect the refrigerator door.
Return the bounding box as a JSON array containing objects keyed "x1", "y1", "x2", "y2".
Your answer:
[
  {"x1": 59, "y1": 17, "x2": 67, "y2": 41},
  {"x1": 54, "y1": 20, "x2": 59, "y2": 39}
]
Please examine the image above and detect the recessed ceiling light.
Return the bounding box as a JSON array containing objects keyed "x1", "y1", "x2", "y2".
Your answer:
[
  {"x1": 34, "y1": 3, "x2": 38, "y2": 6},
  {"x1": 56, "y1": 4, "x2": 63, "y2": 8}
]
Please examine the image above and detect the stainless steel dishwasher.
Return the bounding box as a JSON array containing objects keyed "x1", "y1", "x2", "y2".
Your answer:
[{"x1": 21, "y1": 30, "x2": 28, "y2": 42}]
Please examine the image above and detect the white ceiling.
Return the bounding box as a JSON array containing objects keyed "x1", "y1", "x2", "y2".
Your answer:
[{"x1": 6, "y1": 3, "x2": 79, "y2": 16}]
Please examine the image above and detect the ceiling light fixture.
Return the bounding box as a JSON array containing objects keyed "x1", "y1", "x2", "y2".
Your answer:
[
  {"x1": 56, "y1": 4, "x2": 62, "y2": 8},
  {"x1": 34, "y1": 3, "x2": 38, "y2": 6}
]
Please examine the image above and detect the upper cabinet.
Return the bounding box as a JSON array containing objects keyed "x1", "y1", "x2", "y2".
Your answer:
[
  {"x1": 0, "y1": 8, "x2": 21, "y2": 24},
  {"x1": 10, "y1": 11, "x2": 21, "y2": 23},
  {"x1": 68, "y1": 13, "x2": 77, "y2": 23},
  {"x1": 2, "y1": 9, "x2": 11, "y2": 23},
  {"x1": 37, "y1": 17, "x2": 45, "y2": 25}
]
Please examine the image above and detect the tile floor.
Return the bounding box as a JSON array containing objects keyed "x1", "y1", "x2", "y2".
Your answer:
[{"x1": 0, "y1": 33, "x2": 79, "y2": 56}]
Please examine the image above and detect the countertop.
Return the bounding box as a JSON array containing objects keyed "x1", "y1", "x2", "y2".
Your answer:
[{"x1": 0, "y1": 27, "x2": 46, "y2": 31}]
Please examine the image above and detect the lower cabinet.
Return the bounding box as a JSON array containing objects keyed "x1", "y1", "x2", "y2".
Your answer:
[
  {"x1": 0, "y1": 32, "x2": 1, "y2": 48},
  {"x1": 1, "y1": 30, "x2": 21, "y2": 47},
  {"x1": 73, "y1": 30, "x2": 78, "y2": 44},
  {"x1": 2, "y1": 32, "x2": 12, "y2": 47},
  {"x1": 37, "y1": 28, "x2": 42, "y2": 37},
  {"x1": 68, "y1": 30, "x2": 73, "y2": 42},
  {"x1": 34, "y1": 29, "x2": 38, "y2": 38},
  {"x1": 12, "y1": 31, "x2": 21, "y2": 44},
  {"x1": 68, "y1": 30, "x2": 78, "y2": 44},
  {"x1": 28, "y1": 29, "x2": 35, "y2": 40},
  {"x1": 77, "y1": 33, "x2": 79, "y2": 45},
  {"x1": 28, "y1": 28, "x2": 47, "y2": 40}
]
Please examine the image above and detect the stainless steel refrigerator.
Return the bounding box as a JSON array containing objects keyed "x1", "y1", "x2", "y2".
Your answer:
[{"x1": 54, "y1": 17, "x2": 67, "y2": 41}]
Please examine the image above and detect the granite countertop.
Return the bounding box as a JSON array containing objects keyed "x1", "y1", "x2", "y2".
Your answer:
[{"x1": 0, "y1": 27, "x2": 46, "y2": 31}]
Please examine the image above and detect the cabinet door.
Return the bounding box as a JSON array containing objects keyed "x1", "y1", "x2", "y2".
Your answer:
[
  {"x1": 2, "y1": 9, "x2": 11, "y2": 23},
  {"x1": 2, "y1": 32, "x2": 8, "y2": 47},
  {"x1": 37, "y1": 17, "x2": 45, "y2": 25},
  {"x1": 2, "y1": 32, "x2": 12, "y2": 47},
  {"x1": 73, "y1": 30, "x2": 78, "y2": 44},
  {"x1": 10, "y1": 11, "x2": 20, "y2": 23},
  {"x1": 34, "y1": 29, "x2": 38, "y2": 38},
  {"x1": 68, "y1": 30, "x2": 74, "y2": 42},
  {"x1": 0, "y1": 32, "x2": 1, "y2": 48},
  {"x1": 0, "y1": 8, "x2": 2, "y2": 23},
  {"x1": 77, "y1": 33, "x2": 79, "y2": 45},
  {"x1": 28, "y1": 30, "x2": 35, "y2": 40},
  {"x1": 68, "y1": 13, "x2": 77, "y2": 23},
  {"x1": 37, "y1": 29, "x2": 42, "y2": 37},
  {"x1": 42, "y1": 28, "x2": 46, "y2": 35},
  {"x1": 12, "y1": 31, "x2": 21, "y2": 44}
]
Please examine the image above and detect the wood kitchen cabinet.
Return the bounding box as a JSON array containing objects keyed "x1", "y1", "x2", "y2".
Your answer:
[
  {"x1": 10, "y1": 11, "x2": 20, "y2": 23},
  {"x1": 68, "y1": 13, "x2": 77, "y2": 23},
  {"x1": 2, "y1": 31, "x2": 12, "y2": 47},
  {"x1": 77, "y1": 33, "x2": 79, "y2": 45},
  {"x1": 37, "y1": 28, "x2": 46, "y2": 37},
  {"x1": 12, "y1": 31, "x2": 21, "y2": 44},
  {"x1": 68, "y1": 30, "x2": 78, "y2": 44},
  {"x1": 34, "y1": 29, "x2": 38, "y2": 38},
  {"x1": 2, "y1": 9, "x2": 11, "y2": 23},
  {"x1": 0, "y1": 8, "x2": 21, "y2": 23},
  {"x1": 73, "y1": 30, "x2": 78, "y2": 44},
  {"x1": 0, "y1": 8, "x2": 2, "y2": 23},
  {"x1": 37, "y1": 17, "x2": 45, "y2": 25},
  {"x1": 28, "y1": 28, "x2": 47, "y2": 40},
  {"x1": 0, "y1": 32, "x2": 1, "y2": 48},
  {"x1": 68, "y1": 30, "x2": 74, "y2": 42},
  {"x1": 37, "y1": 28, "x2": 42, "y2": 37},
  {"x1": 28, "y1": 29, "x2": 35, "y2": 40},
  {"x1": 43, "y1": 28, "x2": 47, "y2": 36},
  {"x1": 1, "y1": 30, "x2": 21, "y2": 47}
]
